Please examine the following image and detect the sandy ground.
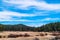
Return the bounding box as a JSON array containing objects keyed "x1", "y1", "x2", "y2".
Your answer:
[{"x1": 0, "y1": 31, "x2": 59, "y2": 40}]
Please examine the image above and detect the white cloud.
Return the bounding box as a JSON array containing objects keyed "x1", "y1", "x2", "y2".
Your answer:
[
  {"x1": 0, "y1": 10, "x2": 48, "y2": 21},
  {"x1": 1, "y1": 0, "x2": 60, "y2": 26},
  {"x1": 0, "y1": 12, "x2": 34, "y2": 22},
  {"x1": 0, "y1": 19, "x2": 34, "y2": 22},
  {"x1": 0, "y1": 10, "x2": 35, "y2": 21},
  {"x1": 3, "y1": 0, "x2": 60, "y2": 10},
  {"x1": 27, "y1": 18, "x2": 60, "y2": 23},
  {"x1": 27, "y1": 18, "x2": 60, "y2": 27},
  {"x1": 40, "y1": 18, "x2": 60, "y2": 21}
]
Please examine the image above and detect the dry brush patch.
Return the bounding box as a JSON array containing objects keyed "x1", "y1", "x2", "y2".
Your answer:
[
  {"x1": 0, "y1": 31, "x2": 60, "y2": 40},
  {"x1": 50, "y1": 32, "x2": 60, "y2": 36}
]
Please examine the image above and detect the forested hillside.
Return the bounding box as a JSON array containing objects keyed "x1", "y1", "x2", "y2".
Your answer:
[
  {"x1": 36, "y1": 22, "x2": 60, "y2": 32},
  {"x1": 0, "y1": 24, "x2": 35, "y2": 31},
  {"x1": 0, "y1": 22, "x2": 60, "y2": 32}
]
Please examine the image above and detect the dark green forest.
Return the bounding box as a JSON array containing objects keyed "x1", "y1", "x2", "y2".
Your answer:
[
  {"x1": 36, "y1": 22, "x2": 60, "y2": 32},
  {"x1": 0, "y1": 22, "x2": 60, "y2": 32}
]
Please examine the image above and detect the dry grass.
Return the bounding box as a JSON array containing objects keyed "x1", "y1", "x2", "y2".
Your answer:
[{"x1": 0, "y1": 31, "x2": 60, "y2": 40}]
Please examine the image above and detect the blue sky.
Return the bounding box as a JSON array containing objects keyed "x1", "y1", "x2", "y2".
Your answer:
[{"x1": 0, "y1": 0, "x2": 60, "y2": 27}]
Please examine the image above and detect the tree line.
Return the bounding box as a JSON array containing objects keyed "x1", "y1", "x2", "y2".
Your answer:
[
  {"x1": 36, "y1": 22, "x2": 60, "y2": 32},
  {"x1": 0, "y1": 22, "x2": 60, "y2": 32}
]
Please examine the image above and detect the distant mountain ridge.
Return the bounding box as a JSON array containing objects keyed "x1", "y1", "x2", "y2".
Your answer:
[
  {"x1": 0, "y1": 24, "x2": 35, "y2": 31},
  {"x1": 0, "y1": 22, "x2": 60, "y2": 32}
]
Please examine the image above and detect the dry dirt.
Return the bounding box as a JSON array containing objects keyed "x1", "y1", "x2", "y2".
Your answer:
[{"x1": 0, "y1": 31, "x2": 59, "y2": 40}]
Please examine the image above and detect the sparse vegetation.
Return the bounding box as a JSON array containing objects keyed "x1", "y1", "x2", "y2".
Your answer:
[
  {"x1": 40, "y1": 33, "x2": 45, "y2": 36},
  {"x1": 34, "y1": 37, "x2": 39, "y2": 40},
  {"x1": 19, "y1": 34, "x2": 23, "y2": 37},
  {"x1": 24, "y1": 33, "x2": 30, "y2": 37}
]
